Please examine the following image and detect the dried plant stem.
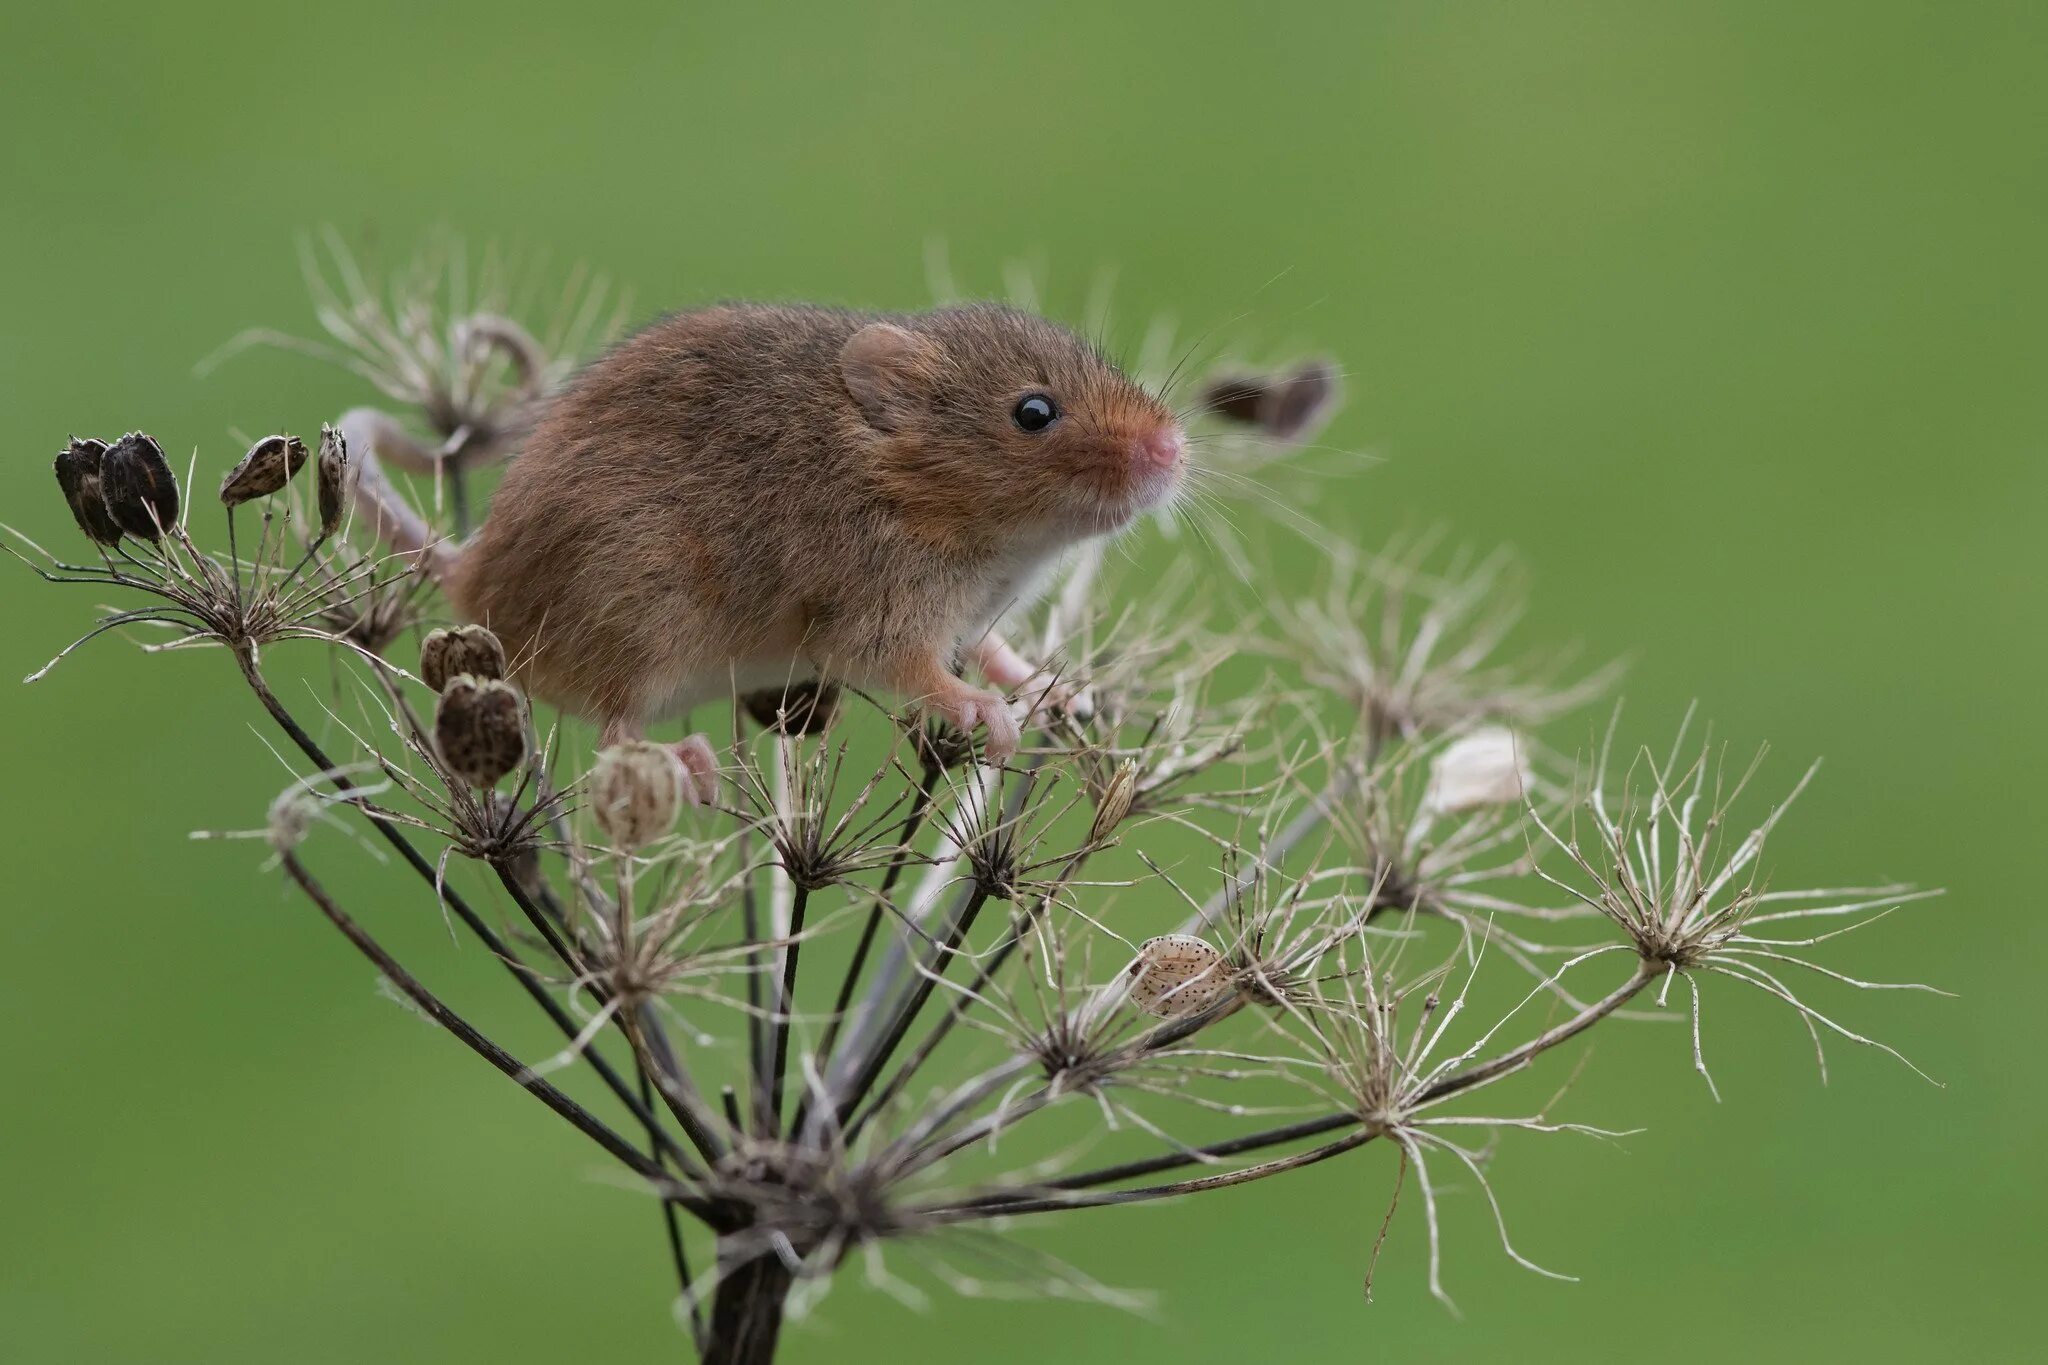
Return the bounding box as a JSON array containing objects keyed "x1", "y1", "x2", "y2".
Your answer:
[
  {"x1": 490, "y1": 863, "x2": 728, "y2": 1167},
  {"x1": 936, "y1": 962, "x2": 1660, "y2": 1218},
  {"x1": 702, "y1": 1249, "x2": 794, "y2": 1365},
  {"x1": 276, "y1": 850, "x2": 688, "y2": 1202},
  {"x1": 809, "y1": 758, "x2": 942, "y2": 1074},
  {"x1": 833, "y1": 888, "x2": 992, "y2": 1127},
  {"x1": 235, "y1": 652, "x2": 695, "y2": 1166},
  {"x1": 766, "y1": 885, "x2": 811, "y2": 1130}
]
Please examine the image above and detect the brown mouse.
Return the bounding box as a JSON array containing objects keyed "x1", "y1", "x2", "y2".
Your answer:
[{"x1": 349, "y1": 302, "x2": 1186, "y2": 797}]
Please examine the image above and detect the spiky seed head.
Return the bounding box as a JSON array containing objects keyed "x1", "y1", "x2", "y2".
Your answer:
[
  {"x1": 315, "y1": 424, "x2": 350, "y2": 539},
  {"x1": 742, "y1": 679, "x2": 842, "y2": 736},
  {"x1": 265, "y1": 787, "x2": 318, "y2": 854},
  {"x1": 911, "y1": 715, "x2": 978, "y2": 772},
  {"x1": 1125, "y1": 933, "x2": 1230, "y2": 1017},
  {"x1": 419, "y1": 624, "x2": 508, "y2": 692},
  {"x1": 218, "y1": 434, "x2": 308, "y2": 507},
  {"x1": 1425, "y1": 726, "x2": 1531, "y2": 814},
  {"x1": 51, "y1": 437, "x2": 124, "y2": 545},
  {"x1": 1088, "y1": 758, "x2": 1139, "y2": 845},
  {"x1": 434, "y1": 674, "x2": 528, "y2": 788},
  {"x1": 588, "y1": 740, "x2": 688, "y2": 849},
  {"x1": 99, "y1": 432, "x2": 180, "y2": 539}
]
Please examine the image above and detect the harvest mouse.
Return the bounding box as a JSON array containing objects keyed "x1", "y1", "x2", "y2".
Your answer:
[{"x1": 350, "y1": 302, "x2": 1187, "y2": 799}]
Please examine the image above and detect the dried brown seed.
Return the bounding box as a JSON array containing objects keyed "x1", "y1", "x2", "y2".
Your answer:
[
  {"x1": 588, "y1": 741, "x2": 689, "y2": 848},
  {"x1": 741, "y1": 680, "x2": 842, "y2": 736},
  {"x1": 100, "y1": 432, "x2": 180, "y2": 539},
  {"x1": 419, "y1": 624, "x2": 508, "y2": 692},
  {"x1": 51, "y1": 437, "x2": 124, "y2": 545},
  {"x1": 1199, "y1": 373, "x2": 1268, "y2": 425},
  {"x1": 218, "y1": 434, "x2": 308, "y2": 507},
  {"x1": 1198, "y1": 359, "x2": 1340, "y2": 443},
  {"x1": 1088, "y1": 758, "x2": 1138, "y2": 845},
  {"x1": 315, "y1": 424, "x2": 350, "y2": 539},
  {"x1": 1125, "y1": 934, "x2": 1230, "y2": 1018},
  {"x1": 433, "y1": 674, "x2": 529, "y2": 788}
]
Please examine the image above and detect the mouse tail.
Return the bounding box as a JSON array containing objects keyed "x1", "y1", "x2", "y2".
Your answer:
[{"x1": 340, "y1": 406, "x2": 464, "y2": 586}]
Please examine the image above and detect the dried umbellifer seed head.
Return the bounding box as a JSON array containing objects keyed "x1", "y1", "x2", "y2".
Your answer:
[
  {"x1": 434, "y1": 675, "x2": 529, "y2": 788},
  {"x1": 741, "y1": 680, "x2": 842, "y2": 736},
  {"x1": 100, "y1": 432, "x2": 181, "y2": 539},
  {"x1": 219, "y1": 434, "x2": 309, "y2": 507},
  {"x1": 588, "y1": 741, "x2": 689, "y2": 848},
  {"x1": 51, "y1": 437, "x2": 124, "y2": 545},
  {"x1": 419, "y1": 624, "x2": 508, "y2": 692},
  {"x1": 1125, "y1": 933, "x2": 1230, "y2": 1018},
  {"x1": 316, "y1": 424, "x2": 350, "y2": 539}
]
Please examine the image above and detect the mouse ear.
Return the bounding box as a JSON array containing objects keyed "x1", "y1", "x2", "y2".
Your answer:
[{"x1": 841, "y1": 323, "x2": 939, "y2": 431}]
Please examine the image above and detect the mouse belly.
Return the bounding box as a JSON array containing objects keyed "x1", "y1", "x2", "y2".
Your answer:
[{"x1": 634, "y1": 653, "x2": 825, "y2": 725}]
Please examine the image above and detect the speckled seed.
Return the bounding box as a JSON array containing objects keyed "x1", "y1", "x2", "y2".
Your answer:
[
  {"x1": 1126, "y1": 934, "x2": 1230, "y2": 1018},
  {"x1": 315, "y1": 423, "x2": 350, "y2": 539},
  {"x1": 588, "y1": 741, "x2": 688, "y2": 848},
  {"x1": 433, "y1": 675, "x2": 528, "y2": 788},
  {"x1": 218, "y1": 434, "x2": 308, "y2": 507},
  {"x1": 419, "y1": 624, "x2": 509, "y2": 692}
]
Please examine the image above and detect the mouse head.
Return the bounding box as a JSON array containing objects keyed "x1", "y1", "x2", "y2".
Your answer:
[{"x1": 840, "y1": 304, "x2": 1184, "y2": 550}]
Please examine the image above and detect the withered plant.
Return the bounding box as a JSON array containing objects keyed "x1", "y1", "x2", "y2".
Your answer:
[{"x1": 11, "y1": 248, "x2": 1944, "y2": 1363}]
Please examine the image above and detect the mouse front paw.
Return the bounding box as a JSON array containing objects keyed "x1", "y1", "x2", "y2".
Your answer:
[{"x1": 930, "y1": 683, "x2": 1020, "y2": 765}]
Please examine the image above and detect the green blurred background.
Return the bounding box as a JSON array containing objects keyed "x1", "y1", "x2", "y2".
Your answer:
[{"x1": 3, "y1": 2, "x2": 2042, "y2": 1360}]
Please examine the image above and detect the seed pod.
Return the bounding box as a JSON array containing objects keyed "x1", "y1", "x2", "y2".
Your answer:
[
  {"x1": 1198, "y1": 358, "x2": 1339, "y2": 443},
  {"x1": 100, "y1": 432, "x2": 180, "y2": 539},
  {"x1": 741, "y1": 680, "x2": 842, "y2": 736},
  {"x1": 433, "y1": 674, "x2": 528, "y2": 788},
  {"x1": 218, "y1": 434, "x2": 308, "y2": 507},
  {"x1": 1088, "y1": 758, "x2": 1138, "y2": 845},
  {"x1": 1424, "y1": 726, "x2": 1530, "y2": 815},
  {"x1": 51, "y1": 437, "x2": 124, "y2": 545},
  {"x1": 315, "y1": 423, "x2": 350, "y2": 539},
  {"x1": 1125, "y1": 933, "x2": 1230, "y2": 1018},
  {"x1": 419, "y1": 624, "x2": 508, "y2": 692},
  {"x1": 588, "y1": 741, "x2": 689, "y2": 848}
]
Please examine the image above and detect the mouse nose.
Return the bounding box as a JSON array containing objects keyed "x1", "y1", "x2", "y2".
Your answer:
[{"x1": 1131, "y1": 428, "x2": 1185, "y2": 473}]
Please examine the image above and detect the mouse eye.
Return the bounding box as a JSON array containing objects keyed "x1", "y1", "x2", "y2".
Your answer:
[{"x1": 1012, "y1": 393, "x2": 1059, "y2": 433}]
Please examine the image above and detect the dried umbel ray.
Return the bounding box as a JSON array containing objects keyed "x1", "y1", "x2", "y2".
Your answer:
[{"x1": 9, "y1": 251, "x2": 1944, "y2": 1365}]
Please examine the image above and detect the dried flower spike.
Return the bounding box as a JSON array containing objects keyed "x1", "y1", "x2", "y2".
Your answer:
[
  {"x1": 588, "y1": 741, "x2": 689, "y2": 848},
  {"x1": 1125, "y1": 933, "x2": 1230, "y2": 1017},
  {"x1": 99, "y1": 432, "x2": 180, "y2": 539},
  {"x1": 218, "y1": 434, "x2": 308, "y2": 507},
  {"x1": 433, "y1": 675, "x2": 528, "y2": 788},
  {"x1": 742, "y1": 679, "x2": 842, "y2": 736},
  {"x1": 51, "y1": 437, "x2": 124, "y2": 545},
  {"x1": 315, "y1": 424, "x2": 350, "y2": 540},
  {"x1": 1425, "y1": 725, "x2": 1531, "y2": 814},
  {"x1": 419, "y1": 624, "x2": 508, "y2": 692}
]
